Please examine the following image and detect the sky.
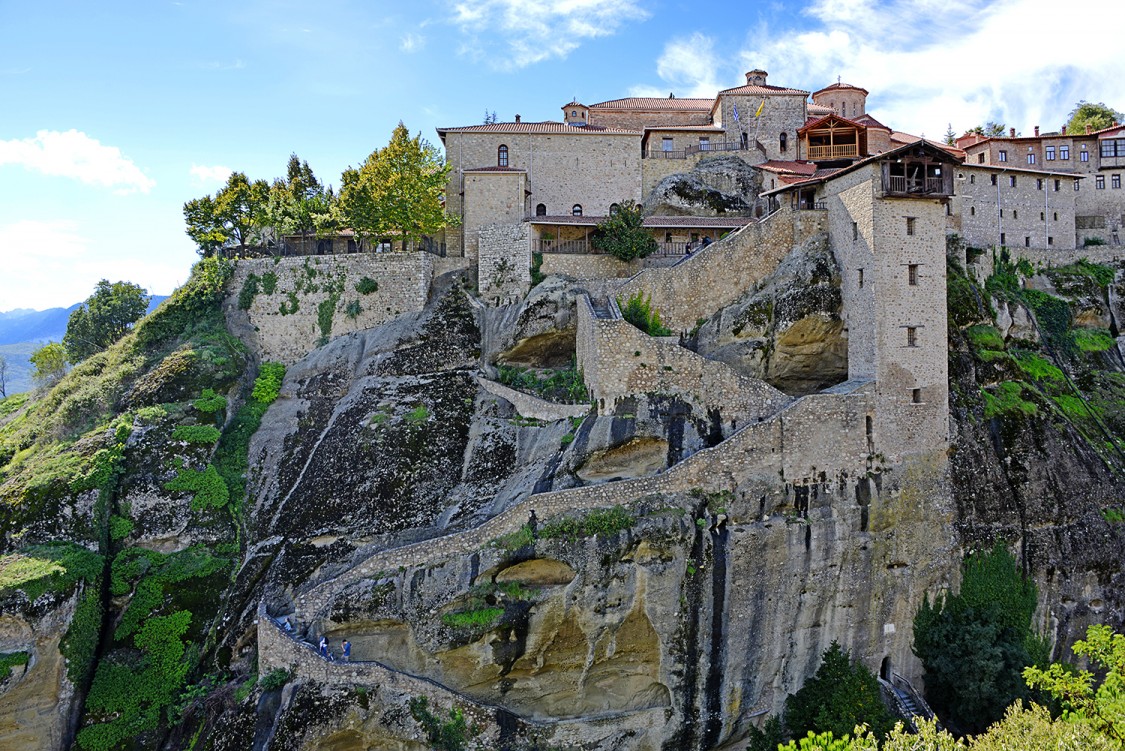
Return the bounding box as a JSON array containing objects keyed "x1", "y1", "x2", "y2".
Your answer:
[{"x1": 1, "y1": 0, "x2": 1124, "y2": 312}]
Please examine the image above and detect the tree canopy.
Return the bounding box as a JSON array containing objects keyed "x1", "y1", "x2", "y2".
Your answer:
[
  {"x1": 966, "y1": 122, "x2": 1010, "y2": 138},
  {"x1": 63, "y1": 279, "x2": 151, "y2": 362},
  {"x1": 29, "y1": 342, "x2": 68, "y2": 388},
  {"x1": 592, "y1": 200, "x2": 656, "y2": 261},
  {"x1": 784, "y1": 642, "x2": 895, "y2": 741},
  {"x1": 183, "y1": 171, "x2": 271, "y2": 257},
  {"x1": 338, "y1": 122, "x2": 454, "y2": 251},
  {"x1": 1067, "y1": 101, "x2": 1123, "y2": 134},
  {"x1": 266, "y1": 154, "x2": 337, "y2": 243}
]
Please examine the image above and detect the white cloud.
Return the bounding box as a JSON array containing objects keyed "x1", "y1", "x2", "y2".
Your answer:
[
  {"x1": 0, "y1": 130, "x2": 155, "y2": 194},
  {"x1": 190, "y1": 164, "x2": 233, "y2": 186},
  {"x1": 450, "y1": 0, "x2": 649, "y2": 69},
  {"x1": 736, "y1": 0, "x2": 1125, "y2": 137},
  {"x1": 630, "y1": 32, "x2": 722, "y2": 98},
  {"x1": 400, "y1": 32, "x2": 426, "y2": 52},
  {"x1": 0, "y1": 221, "x2": 91, "y2": 310}
]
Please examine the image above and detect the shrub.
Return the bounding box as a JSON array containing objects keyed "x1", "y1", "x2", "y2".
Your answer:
[
  {"x1": 591, "y1": 200, "x2": 656, "y2": 261},
  {"x1": 1073, "y1": 328, "x2": 1115, "y2": 352},
  {"x1": 1084, "y1": 236, "x2": 1108, "y2": 246},
  {"x1": 251, "y1": 362, "x2": 285, "y2": 405},
  {"x1": 1012, "y1": 351, "x2": 1064, "y2": 382},
  {"x1": 237, "y1": 273, "x2": 260, "y2": 310},
  {"x1": 109, "y1": 515, "x2": 134, "y2": 541},
  {"x1": 618, "y1": 291, "x2": 673, "y2": 336},
  {"x1": 539, "y1": 506, "x2": 633, "y2": 541},
  {"x1": 0, "y1": 651, "x2": 30, "y2": 674},
  {"x1": 192, "y1": 389, "x2": 227, "y2": 415},
  {"x1": 355, "y1": 276, "x2": 379, "y2": 294},
  {"x1": 405, "y1": 404, "x2": 429, "y2": 424},
  {"x1": 258, "y1": 668, "x2": 291, "y2": 691},
  {"x1": 345, "y1": 300, "x2": 362, "y2": 319},
  {"x1": 496, "y1": 363, "x2": 589, "y2": 403},
  {"x1": 260, "y1": 270, "x2": 278, "y2": 294},
  {"x1": 408, "y1": 696, "x2": 478, "y2": 751},
  {"x1": 164, "y1": 464, "x2": 229, "y2": 511},
  {"x1": 171, "y1": 424, "x2": 221, "y2": 445},
  {"x1": 783, "y1": 642, "x2": 895, "y2": 741},
  {"x1": 982, "y1": 381, "x2": 1038, "y2": 419},
  {"x1": 966, "y1": 325, "x2": 1005, "y2": 352}
]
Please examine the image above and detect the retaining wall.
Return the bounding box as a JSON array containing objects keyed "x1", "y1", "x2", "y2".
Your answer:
[
  {"x1": 615, "y1": 207, "x2": 829, "y2": 331},
  {"x1": 477, "y1": 377, "x2": 590, "y2": 421}
]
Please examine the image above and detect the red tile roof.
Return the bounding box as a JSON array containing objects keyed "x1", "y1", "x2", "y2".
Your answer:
[
  {"x1": 854, "y1": 114, "x2": 891, "y2": 131},
  {"x1": 588, "y1": 97, "x2": 715, "y2": 111},
  {"x1": 642, "y1": 125, "x2": 725, "y2": 132},
  {"x1": 463, "y1": 166, "x2": 527, "y2": 173},
  {"x1": 812, "y1": 82, "x2": 869, "y2": 97},
  {"x1": 437, "y1": 121, "x2": 641, "y2": 136},
  {"x1": 717, "y1": 83, "x2": 809, "y2": 96},
  {"x1": 757, "y1": 160, "x2": 818, "y2": 176},
  {"x1": 808, "y1": 103, "x2": 834, "y2": 116}
]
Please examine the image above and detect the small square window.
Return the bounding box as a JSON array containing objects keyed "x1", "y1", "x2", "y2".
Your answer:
[
  {"x1": 911, "y1": 388, "x2": 922, "y2": 404},
  {"x1": 906, "y1": 217, "x2": 916, "y2": 236},
  {"x1": 998, "y1": 149, "x2": 1008, "y2": 162},
  {"x1": 978, "y1": 153, "x2": 985, "y2": 164},
  {"x1": 970, "y1": 206, "x2": 976, "y2": 216},
  {"x1": 1046, "y1": 146, "x2": 1055, "y2": 160},
  {"x1": 1054, "y1": 179, "x2": 1061, "y2": 191},
  {"x1": 1113, "y1": 174, "x2": 1122, "y2": 189},
  {"x1": 1081, "y1": 149, "x2": 1090, "y2": 162},
  {"x1": 1096, "y1": 175, "x2": 1105, "y2": 190},
  {"x1": 1048, "y1": 236, "x2": 1054, "y2": 246},
  {"x1": 990, "y1": 174, "x2": 998, "y2": 186},
  {"x1": 1075, "y1": 179, "x2": 1081, "y2": 191},
  {"x1": 1054, "y1": 212, "x2": 1058, "y2": 221},
  {"x1": 1009, "y1": 175, "x2": 1017, "y2": 187},
  {"x1": 970, "y1": 174, "x2": 976, "y2": 184},
  {"x1": 1024, "y1": 237, "x2": 1031, "y2": 247},
  {"x1": 1027, "y1": 153, "x2": 1036, "y2": 164},
  {"x1": 1040, "y1": 212, "x2": 1045, "y2": 221},
  {"x1": 906, "y1": 327, "x2": 917, "y2": 347},
  {"x1": 1036, "y1": 179, "x2": 1043, "y2": 190},
  {"x1": 1000, "y1": 232, "x2": 1006, "y2": 245},
  {"x1": 1060, "y1": 145, "x2": 1070, "y2": 160},
  {"x1": 908, "y1": 264, "x2": 919, "y2": 285},
  {"x1": 1013, "y1": 209, "x2": 1018, "y2": 219}
]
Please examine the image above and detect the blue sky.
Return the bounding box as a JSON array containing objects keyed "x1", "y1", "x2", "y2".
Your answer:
[{"x1": 2, "y1": 0, "x2": 1124, "y2": 311}]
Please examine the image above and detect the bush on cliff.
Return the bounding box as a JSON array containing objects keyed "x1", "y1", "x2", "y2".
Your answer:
[{"x1": 783, "y1": 642, "x2": 895, "y2": 741}]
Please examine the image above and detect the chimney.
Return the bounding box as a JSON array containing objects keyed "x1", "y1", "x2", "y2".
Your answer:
[
  {"x1": 1086, "y1": 124, "x2": 1092, "y2": 134},
  {"x1": 1009, "y1": 127, "x2": 1016, "y2": 137},
  {"x1": 515, "y1": 114, "x2": 521, "y2": 123},
  {"x1": 1034, "y1": 125, "x2": 1039, "y2": 137},
  {"x1": 1062, "y1": 125, "x2": 1067, "y2": 135}
]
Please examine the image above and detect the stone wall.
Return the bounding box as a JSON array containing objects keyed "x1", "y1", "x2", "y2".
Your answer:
[
  {"x1": 641, "y1": 150, "x2": 712, "y2": 197},
  {"x1": 538, "y1": 253, "x2": 678, "y2": 280},
  {"x1": 615, "y1": 207, "x2": 828, "y2": 331},
  {"x1": 464, "y1": 171, "x2": 528, "y2": 260},
  {"x1": 589, "y1": 108, "x2": 712, "y2": 131},
  {"x1": 952, "y1": 165, "x2": 1079, "y2": 251},
  {"x1": 576, "y1": 295, "x2": 791, "y2": 429},
  {"x1": 716, "y1": 93, "x2": 808, "y2": 162},
  {"x1": 476, "y1": 377, "x2": 589, "y2": 421},
  {"x1": 478, "y1": 223, "x2": 531, "y2": 305},
  {"x1": 295, "y1": 384, "x2": 874, "y2": 620},
  {"x1": 226, "y1": 252, "x2": 433, "y2": 364}
]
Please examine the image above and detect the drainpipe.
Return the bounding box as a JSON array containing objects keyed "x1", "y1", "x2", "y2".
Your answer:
[{"x1": 997, "y1": 168, "x2": 1004, "y2": 247}]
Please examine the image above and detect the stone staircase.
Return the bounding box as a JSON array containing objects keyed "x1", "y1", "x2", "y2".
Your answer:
[{"x1": 878, "y1": 672, "x2": 938, "y2": 732}]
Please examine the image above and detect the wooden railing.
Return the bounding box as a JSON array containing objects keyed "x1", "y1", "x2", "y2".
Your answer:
[
  {"x1": 884, "y1": 175, "x2": 952, "y2": 195},
  {"x1": 807, "y1": 144, "x2": 859, "y2": 160},
  {"x1": 533, "y1": 240, "x2": 693, "y2": 256}
]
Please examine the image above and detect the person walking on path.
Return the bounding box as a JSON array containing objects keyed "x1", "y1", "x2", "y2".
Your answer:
[
  {"x1": 528, "y1": 509, "x2": 539, "y2": 539},
  {"x1": 319, "y1": 636, "x2": 329, "y2": 659},
  {"x1": 342, "y1": 639, "x2": 351, "y2": 663}
]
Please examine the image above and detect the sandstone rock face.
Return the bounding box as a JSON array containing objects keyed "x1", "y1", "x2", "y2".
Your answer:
[
  {"x1": 644, "y1": 156, "x2": 763, "y2": 217},
  {"x1": 694, "y1": 237, "x2": 847, "y2": 395}
]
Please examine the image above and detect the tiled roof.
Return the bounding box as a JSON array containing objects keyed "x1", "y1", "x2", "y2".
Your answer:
[
  {"x1": 890, "y1": 132, "x2": 965, "y2": 157},
  {"x1": 757, "y1": 160, "x2": 818, "y2": 176},
  {"x1": 812, "y1": 82, "x2": 869, "y2": 97},
  {"x1": 562, "y1": 101, "x2": 585, "y2": 108},
  {"x1": 642, "y1": 125, "x2": 724, "y2": 132},
  {"x1": 717, "y1": 83, "x2": 809, "y2": 96},
  {"x1": 462, "y1": 166, "x2": 526, "y2": 173},
  {"x1": 808, "y1": 103, "x2": 834, "y2": 116},
  {"x1": 527, "y1": 215, "x2": 753, "y2": 228},
  {"x1": 437, "y1": 121, "x2": 641, "y2": 135},
  {"x1": 854, "y1": 113, "x2": 891, "y2": 131},
  {"x1": 762, "y1": 139, "x2": 963, "y2": 196},
  {"x1": 588, "y1": 97, "x2": 715, "y2": 111}
]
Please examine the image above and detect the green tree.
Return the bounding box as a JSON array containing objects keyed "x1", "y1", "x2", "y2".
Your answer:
[
  {"x1": 1023, "y1": 624, "x2": 1125, "y2": 745},
  {"x1": 967, "y1": 122, "x2": 1009, "y2": 138},
  {"x1": 592, "y1": 200, "x2": 656, "y2": 261},
  {"x1": 183, "y1": 171, "x2": 271, "y2": 257},
  {"x1": 63, "y1": 279, "x2": 151, "y2": 362},
  {"x1": 783, "y1": 642, "x2": 895, "y2": 741},
  {"x1": 943, "y1": 123, "x2": 957, "y2": 146},
  {"x1": 29, "y1": 342, "x2": 68, "y2": 388},
  {"x1": 338, "y1": 122, "x2": 454, "y2": 252},
  {"x1": 913, "y1": 544, "x2": 1042, "y2": 735},
  {"x1": 266, "y1": 154, "x2": 338, "y2": 249},
  {"x1": 1067, "y1": 101, "x2": 1123, "y2": 134}
]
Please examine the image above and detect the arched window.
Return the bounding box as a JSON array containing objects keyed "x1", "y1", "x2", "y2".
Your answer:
[
  {"x1": 779, "y1": 132, "x2": 788, "y2": 153},
  {"x1": 498, "y1": 144, "x2": 508, "y2": 167},
  {"x1": 571, "y1": 204, "x2": 583, "y2": 216},
  {"x1": 609, "y1": 203, "x2": 620, "y2": 215},
  {"x1": 535, "y1": 203, "x2": 546, "y2": 216}
]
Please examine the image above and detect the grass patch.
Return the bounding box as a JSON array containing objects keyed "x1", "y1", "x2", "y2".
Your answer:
[
  {"x1": 441, "y1": 606, "x2": 504, "y2": 630},
  {"x1": 1012, "y1": 350, "x2": 1064, "y2": 382},
  {"x1": 1052, "y1": 394, "x2": 1099, "y2": 420},
  {"x1": 171, "y1": 424, "x2": 221, "y2": 445},
  {"x1": 355, "y1": 276, "x2": 378, "y2": 295},
  {"x1": 0, "y1": 393, "x2": 29, "y2": 419},
  {"x1": 1054, "y1": 259, "x2": 1116, "y2": 288},
  {"x1": 491, "y1": 525, "x2": 534, "y2": 553},
  {"x1": 1102, "y1": 507, "x2": 1124, "y2": 523},
  {"x1": 497, "y1": 363, "x2": 589, "y2": 404},
  {"x1": 982, "y1": 381, "x2": 1038, "y2": 419},
  {"x1": 0, "y1": 542, "x2": 102, "y2": 600},
  {"x1": 192, "y1": 389, "x2": 227, "y2": 415},
  {"x1": 1073, "y1": 328, "x2": 1115, "y2": 353},
  {"x1": 164, "y1": 464, "x2": 229, "y2": 512},
  {"x1": 405, "y1": 404, "x2": 430, "y2": 424},
  {"x1": 0, "y1": 651, "x2": 29, "y2": 674},
  {"x1": 965, "y1": 325, "x2": 1005, "y2": 352},
  {"x1": 539, "y1": 506, "x2": 634, "y2": 541}
]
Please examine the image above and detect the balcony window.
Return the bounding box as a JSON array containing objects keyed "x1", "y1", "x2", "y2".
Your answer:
[
  {"x1": 699, "y1": 137, "x2": 710, "y2": 151},
  {"x1": 882, "y1": 156, "x2": 953, "y2": 196}
]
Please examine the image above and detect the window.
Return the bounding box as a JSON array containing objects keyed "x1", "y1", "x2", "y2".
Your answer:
[
  {"x1": 1114, "y1": 174, "x2": 1122, "y2": 189},
  {"x1": 1101, "y1": 140, "x2": 1119, "y2": 158},
  {"x1": 1054, "y1": 179, "x2": 1061, "y2": 191},
  {"x1": 609, "y1": 203, "x2": 620, "y2": 214},
  {"x1": 699, "y1": 136, "x2": 710, "y2": 151},
  {"x1": 1054, "y1": 212, "x2": 1058, "y2": 221},
  {"x1": 1046, "y1": 146, "x2": 1056, "y2": 160},
  {"x1": 858, "y1": 268, "x2": 864, "y2": 288},
  {"x1": 906, "y1": 217, "x2": 916, "y2": 235},
  {"x1": 998, "y1": 149, "x2": 1008, "y2": 162},
  {"x1": 1013, "y1": 209, "x2": 1018, "y2": 219},
  {"x1": 970, "y1": 174, "x2": 976, "y2": 184},
  {"x1": 571, "y1": 204, "x2": 583, "y2": 216},
  {"x1": 1060, "y1": 145, "x2": 1070, "y2": 159},
  {"x1": 1097, "y1": 175, "x2": 1105, "y2": 190},
  {"x1": 498, "y1": 144, "x2": 508, "y2": 167},
  {"x1": 1081, "y1": 148, "x2": 1090, "y2": 162},
  {"x1": 852, "y1": 221, "x2": 858, "y2": 241},
  {"x1": 908, "y1": 264, "x2": 918, "y2": 285},
  {"x1": 1040, "y1": 212, "x2": 1045, "y2": 221},
  {"x1": 912, "y1": 388, "x2": 923, "y2": 404},
  {"x1": 1000, "y1": 232, "x2": 1006, "y2": 245},
  {"x1": 1000, "y1": 209, "x2": 1004, "y2": 217},
  {"x1": 970, "y1": 206, "x2": 976, "y2": 216},
  {"x1": 1025, "y1": 237, "x2": 1031, "y2": 247},
  {"x1": 662, "y1": 137, "x2": 674, "y2": 152},
  {"x1": 1027, "y1": 152, "x2": 1036, "y2": 164},
  {"x1": 1009, "y1": 175, "x2": 1017, "y2": 187},
  {"x1": 780, "y1": 132, "x2": 788, "y2": 153},
  {"x1": 1036, "y1": 179, "x2": 1043, "y2": 190},
  {"x1": 1048, "y1": 236, "x2": 1054, "y2": 245},
  {"x1": 1075, "y1": 179, "x2": 1081, "y2": 191},
  {"x1": 740, "y1": 132, "x2": 749, "y2": 149},
  {"x1": 665, "y1": 232, "x2": 672, "y2": 243},
  {"x1": 535, "y1": 203, "x2": 546, "y2": 216},
  {"x1": 906, "y1": 327, "x2": 918, "y2": 347},
  {"x1": 978, "y1": 153, "x2": 985, "y2": 164},
  {"x1": 990, "y1": 174, "x2": 998, "y2": 186}
]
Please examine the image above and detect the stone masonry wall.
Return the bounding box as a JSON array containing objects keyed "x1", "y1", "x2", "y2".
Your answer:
[
  {"x1": 295, "y1": 384, "x2": 874, "y2": 620},
  {"x1": 478, "y1": 223, "x2": 531, "y2": 305},
  {"x1": 615, "y1": 207, "x2": 828, "y2": 331},
  {"x1": 227, "y1": 252, "x2": 433, "y2": 364},
  {"x1": 464, "y1": 172, "x2": 528, "y2": 260},
  {"x1": 538, "y1": 253, "x2": 678, "y2": 280},
  {"x1": 576, "y1": 295, "x2": 792, "y2": 429},
  {"x1": 476, "y1": 377, "x2": 589, "y2": 422},
  {"x1": 952, "y1": 165, "x2": 1079, "y2": 251}
]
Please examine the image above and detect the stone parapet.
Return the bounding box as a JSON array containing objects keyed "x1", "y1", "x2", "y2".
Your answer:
[{"x1": 477, "y1": 377, "x2": 590, "y2": 421}]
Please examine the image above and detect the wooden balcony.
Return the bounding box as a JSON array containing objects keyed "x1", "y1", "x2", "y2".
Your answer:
[
  {"x1": 881, "y1": 171, "x2": 954, "y2": 197},
  {"x1": 807, "y1": 143, "x2": 859, "y2": 160}
]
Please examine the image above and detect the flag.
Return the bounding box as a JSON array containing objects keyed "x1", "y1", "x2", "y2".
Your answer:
[
  {"x1": 755, "y1": 99, "x2": 765, "y2": 118},
  {"x1": 732, "y1": 104, "x2": 740, "y2": 123}
]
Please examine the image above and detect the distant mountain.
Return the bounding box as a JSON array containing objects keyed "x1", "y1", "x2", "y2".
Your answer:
[
  {"x1": 0, "y1": 296, "x2": 168, "y2": 347},
  {"x1": 0, "y1": 296, "x2": 168, "y2": 396}
]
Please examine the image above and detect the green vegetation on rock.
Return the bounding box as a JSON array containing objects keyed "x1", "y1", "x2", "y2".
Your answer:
[
  {"x1": 497, "y1": 362, "x2": 589, "y2": 403},
  {"x1": 982, "y1": 381, "x2": 1038, "y2": 419},
  {"x1": 619, "y1": 290, "x2": 673, "y2": 337},
  {"x1": 539, "y1": 506, "x2": 633, "y2": 541},
  {"x1": 171, "y1": 424, "x2": 222, "y2": 445},
  {"x1": 355, "y1": 276, "x2": 378, "y2": 295}
]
